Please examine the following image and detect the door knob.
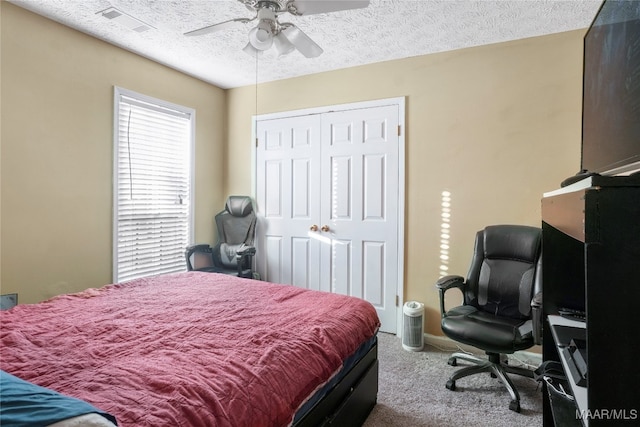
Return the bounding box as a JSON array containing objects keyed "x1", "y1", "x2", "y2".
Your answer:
[
  {"x1": 321, "y1": 225, "x2": 330, "y2": 232},
  {"x1": 310, "y1": 224, "x2": 319, "y2": 232}
]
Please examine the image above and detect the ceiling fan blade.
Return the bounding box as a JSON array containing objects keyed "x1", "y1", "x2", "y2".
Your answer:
[
  {"x1": 184, "y1": 17, "x2": 252, "y2": 37},
  {"x1": 286, "y1": 0, "x2": 370, "y2": 16},
  {"x1": 281, "y1": 24, "x2": 323, "y2": 58}
]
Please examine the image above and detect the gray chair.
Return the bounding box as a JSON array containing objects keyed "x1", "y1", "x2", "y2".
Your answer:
[
  {"x1": 185, "y1": 196, "x2": 257, "y2": 278},
  {"x1": 436, "y1": 224, "x2": 542, "y2": 412}
]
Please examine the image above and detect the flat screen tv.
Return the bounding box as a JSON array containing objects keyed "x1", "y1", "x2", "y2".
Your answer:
[{"x1": 581, "y1": 0, "x2": 640, "y2": 175}]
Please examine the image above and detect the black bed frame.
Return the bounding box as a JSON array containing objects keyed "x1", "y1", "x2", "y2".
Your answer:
[{"x1": 294, "y1": 338, "x2": 378, "y2": 427}]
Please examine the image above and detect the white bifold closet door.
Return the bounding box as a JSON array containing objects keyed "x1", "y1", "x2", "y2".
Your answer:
[{"x1": 255, "y1": 102, "x2": 401, "y2": 333}]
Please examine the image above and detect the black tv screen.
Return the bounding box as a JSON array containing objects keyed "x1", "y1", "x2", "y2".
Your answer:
[{"x1": 582, "y1": 0, "x2": 640, "y2": 175}]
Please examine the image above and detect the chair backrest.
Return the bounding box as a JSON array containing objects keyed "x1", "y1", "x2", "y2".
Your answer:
[
  {"x1": 216, "y1": 196, "x2": 256, "y2": 244},
  {"x1": 213, "y1": 196, "x2": 257, "y2": 268},
  {"x1": 463, "y1": 225, "x2": 542, "y2": 320}
]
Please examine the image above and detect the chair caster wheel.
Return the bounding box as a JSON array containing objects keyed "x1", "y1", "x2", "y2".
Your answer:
[
  {"x1": 448, "y1": 357, "x2": 457, "y2": 366},
  {"x1": 509, "y1": 400, "x2": 521, "y2": 413},
  {"x1": 446, "y1": 380, "x2": 456, "y2": 391}
]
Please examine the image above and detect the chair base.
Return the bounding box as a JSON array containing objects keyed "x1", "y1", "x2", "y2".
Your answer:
[{"x1": 445, "y1": 351, "x2": 534, "y2": 412}]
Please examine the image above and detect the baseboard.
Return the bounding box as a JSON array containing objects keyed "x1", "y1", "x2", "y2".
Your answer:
[{"x1": 423, "y1": 333, "x2": 542, "y2": 370}]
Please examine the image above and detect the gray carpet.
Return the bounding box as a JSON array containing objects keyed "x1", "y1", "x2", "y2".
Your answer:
[{"x1": 363, "y1": 333, "x2": 543, "y2": 427}]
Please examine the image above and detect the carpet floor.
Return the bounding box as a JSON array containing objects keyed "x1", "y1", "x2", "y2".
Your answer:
[{"x1": 362, "y1": 333, "x2": 543, "y2": 427}]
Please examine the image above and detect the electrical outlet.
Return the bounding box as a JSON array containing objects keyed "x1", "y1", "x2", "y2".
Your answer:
[{"x1": 1, "y1": 293, "x2": 18, "y2": 310}]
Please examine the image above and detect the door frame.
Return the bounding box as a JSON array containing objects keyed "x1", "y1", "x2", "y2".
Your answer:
[{"x1": 251, "y1": 97, "x2": 406, "y2": 336}]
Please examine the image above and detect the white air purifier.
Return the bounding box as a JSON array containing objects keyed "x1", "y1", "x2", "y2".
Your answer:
[{"x1": 402, "y1": 301, "x2": 424, "y2": 351}]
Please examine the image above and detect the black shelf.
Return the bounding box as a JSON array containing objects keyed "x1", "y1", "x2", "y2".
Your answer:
[{"x1": 542, "y1": 175, "x2": 640, "y2": 427}]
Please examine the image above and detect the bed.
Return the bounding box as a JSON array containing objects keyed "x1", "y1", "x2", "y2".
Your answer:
[{"x1": 0, "y1": 271, "x2": 380, "y2": 426}]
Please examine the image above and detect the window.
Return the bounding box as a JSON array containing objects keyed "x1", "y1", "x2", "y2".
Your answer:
[{"x1": 113, "y1": 87, "x2": 194, "y2": 282}]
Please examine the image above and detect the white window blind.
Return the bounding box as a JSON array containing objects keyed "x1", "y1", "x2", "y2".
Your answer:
[{"x1": 113, "y1": 87, "x2": 194, "y2": 283}]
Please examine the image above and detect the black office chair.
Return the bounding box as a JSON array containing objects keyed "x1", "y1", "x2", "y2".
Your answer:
[
  {"x1": 435, "y1": 224, "x2": 542, "y2": 412},
  {"x1": 185, "y1": 196, "x2": 257, "y2": 279}
]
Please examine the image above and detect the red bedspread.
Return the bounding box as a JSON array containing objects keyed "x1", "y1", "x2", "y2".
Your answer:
[{"x1": 0, "y1": 272, "x2": 379, "y2": 426}]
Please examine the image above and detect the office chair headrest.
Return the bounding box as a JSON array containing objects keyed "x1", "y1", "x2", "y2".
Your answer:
[
  {"x1": 483, "y1": 225, "x2": 541, "y2": 263},
  {"x1": 226, "y1": 196, "x2": 254, "y2": 217}
]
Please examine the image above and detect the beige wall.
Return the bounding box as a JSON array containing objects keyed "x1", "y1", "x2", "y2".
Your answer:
[
  {"x1": 0, "y1": 3, "x2": 227, "y2": 303},
  {"x1": 227, "y1": 31, "x2": 584, "y2": 335},
  {"x1": 1, "y1": 2, "x2": 585, "y2": 336}
]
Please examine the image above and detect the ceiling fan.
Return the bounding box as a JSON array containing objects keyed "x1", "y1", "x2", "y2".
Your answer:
[{"x1": 185, "y1": 0, "x2": 370, "y2": 58}]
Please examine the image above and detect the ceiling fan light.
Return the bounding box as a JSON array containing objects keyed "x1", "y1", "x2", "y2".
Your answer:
[
  {"x1": 248, "y1": 22, "x2": 273, "y2": 50},
  {"x1": 242, "y1": 42, "x2": 263, "y2": 57},
  {"x1": 273, "y1": 32, "x2": 295, "y2": 56}
]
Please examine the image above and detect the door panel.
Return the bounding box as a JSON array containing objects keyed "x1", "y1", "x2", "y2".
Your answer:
[
  {"x1": 292, "y1": 237, "x2": 314, "y2": 290},
  {"x1": 331, "y1": 239, "x2": 352, "y2": 296},
  {"x1": 363, "y1": 240, "x2": 384, "y2": 306},
  {"x1": 264, "y1": 236, "x2": 283, "y2": 284},
  {"x1": 292, "y1": 159, "x2": 311, "y2": 217},
  {"x1": 363, "y1": 154, "x2": 385, "y2": 220},
  {"x1": 330, "y1": 156, "x2": 352, "y2": 219},
  {"x1": 264, "y1": 160, "x2": 283, "y2": 217}
]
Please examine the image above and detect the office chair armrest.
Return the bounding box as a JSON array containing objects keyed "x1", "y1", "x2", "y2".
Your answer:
[
  {"x1": 236, "y1": 244, "x2": 256, "y2": 257},
  {"x1": 186, "y1": 244, "x2": 212, "y2": 253},
  {"x1": 435, "y1": 275, "x2": 466, "y2": 318},
  {"x1": 435, "y1": 275, "x2": 465, "y2": 291},
  {"x1": 531, "y1": 291, "x2": 543, "y2": 345},
  {"x1": 185, "y1": 244, "x2": 213, "y2": 271}
]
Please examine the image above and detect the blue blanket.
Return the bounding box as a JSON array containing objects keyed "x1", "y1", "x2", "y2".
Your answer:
[{"x1": 0, "y1": 371, "x2": 117, "y2": 426}]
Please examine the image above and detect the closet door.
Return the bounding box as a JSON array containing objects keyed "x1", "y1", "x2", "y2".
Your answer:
[
  {"x1": 255, "y1": 114, "x2": 323, "y2": 290},
  {"x1": 256, "y1": 115, "x2": 322, "y2": 291},
  {"x1": 255, "y1": 101, "x2": 402, "y2": 333},
  {"x1": 320, "y1": 105, "x2": 399, "y2": 332}
]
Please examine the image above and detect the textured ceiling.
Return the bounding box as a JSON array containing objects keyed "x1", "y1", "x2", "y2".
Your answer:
[{"x1": 9, "y1": 0, "x2": 603, "y2": 89}]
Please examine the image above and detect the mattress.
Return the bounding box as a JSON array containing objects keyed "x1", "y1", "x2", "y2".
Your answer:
[{"x1": 0, "y1": 272, "x2": 380, "y2": 426}]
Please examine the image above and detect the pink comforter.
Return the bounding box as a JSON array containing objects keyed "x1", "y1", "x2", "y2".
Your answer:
[{"x1": 0, "y1": 272, "x2": 379, "y2": 426}]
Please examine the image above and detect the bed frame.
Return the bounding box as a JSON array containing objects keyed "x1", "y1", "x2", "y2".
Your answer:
[{"x1": 295, "y1": 339, "x2": 378, "y2": 427}]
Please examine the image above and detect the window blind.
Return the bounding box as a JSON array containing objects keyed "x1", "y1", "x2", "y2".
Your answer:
[{"x1": 114, "y1": 88, "x2": 194, "y2": 283}]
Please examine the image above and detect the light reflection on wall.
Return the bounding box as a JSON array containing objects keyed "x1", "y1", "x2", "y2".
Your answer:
[{"x1": 439, "y1": 191, "x2": 451, "y2": 278}]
